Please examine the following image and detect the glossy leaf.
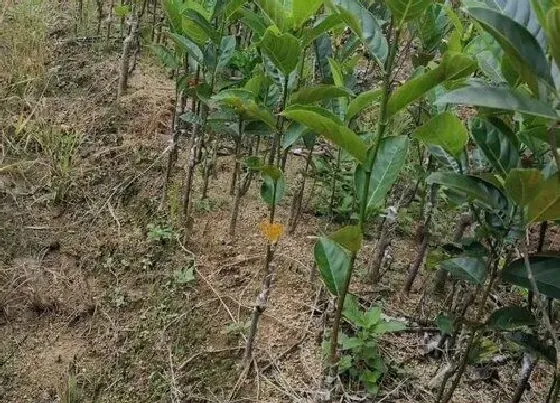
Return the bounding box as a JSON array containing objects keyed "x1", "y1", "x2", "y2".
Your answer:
[
  {"x1": 260, "y1": 172, "x2": 285, "y2": 205},
  {"x1": 355, "y1": 136, "x2": 409, "y2": 213},
  {"x1": 470, "y1": 118, "x2": 520, "y2": 176},
  {"x1": 255, "y1": 0, "x2": 288, "y2": 31},
  {"x1": 292, "y1": 0, "x2": 324, "y2": 28},
  {"x1": 440, "y1": 256, "x2": 488, "y2": 285},
  {"x1": 527, "y1": 174, "x2": 560, "y2": 222},
  {"x1": 329, "y1": 226, "x2": 363, "y2": 253},
  {"x1": 487, "y1": 306, "x2": 536, "y2": 330},
  {"x1": 346, "y1": 89, "x2": 382, "y2": 122},
  {"x1": 290, "y1": 84, "x2": 352, "y2": 105},
  {"x1": 414, "y1": 112, "x2": 468, "y2": 158},
  {"x1": 505, "y1": 168, "x2": 544, "y2": 206},
  {"x1": 212, "y1": 90, "x2": 277, "y2": 129},
  {"x1": 149, "y1": 44, "x2": 181, "y2": 69},
  {"x1": 548, "y1": 7, "x2": 560, "y2": 68},
  {"x1": 259, "y1": 27, "x2": 302, "y2": 75},
  {"x1": 502, "y1": 255, "x2": 560, "y2": 299},
  {"x1": 282, "y1": 106, "x2": 367, "y2": 163},
  {"x1": 438, "y1": 86, "x2": 559, "y2": 120},
  {"x1": 302, "y1": 14, "x2": 344, "y2": 46},
  {"x1": 426, "y1": 172, "x2": 509, "y2": 212},
  {"x1": 467, "y1": 7, "x2": 552, "y2": 88},
  {"x1": 386, "y1": 0, "x2": 432, "y2": 23},
  {"x1": 507, "y1": 332, "x2": 556, "y2": 363},
  {"x1": 167, "y1": 32, "x2": 204, "y2": 65},
  {"x1": 314, "y1": 237, "x2": 352, "y2": 296},
  {"x1": 217, "y1": 35, "x2": 236, "y2": 71},
  {"x1": 388, "y1": 52, "x2": 476, "y2": 115},
  {"x1": 333, "y1": 0, "x2": 388, "y2": 67},
  {"x1": 182, "y1": 9, "x2": 219, "y2": 45}
]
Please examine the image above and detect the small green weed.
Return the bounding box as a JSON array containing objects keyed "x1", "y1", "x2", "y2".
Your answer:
[{"x1": 147, "y1": 223, "x2": 175, "y2": 243}]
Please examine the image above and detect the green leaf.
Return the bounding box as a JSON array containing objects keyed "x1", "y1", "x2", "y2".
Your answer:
[
  {"x1": 292, "y1": 0, "x2": 324, "y2": 28},
  {"x1": 505, "y1": 168, "x2": 544, "y2": 206},
  {"x1": 182, "y1": 9, "x2": 219, "y2": 45},
  {"x1": 487, "y1": 306, "x2": 536, "y2": 330},
  {"x1": 363, "y1": 306, "x2": 382, "y2": 328},
  {"x1": 167, "y1": 32, "x2": 204, "y2": 65},
  {"x1": 217, "y1": 35, "x2": 236, "y2": 71},
  {"x1": 346, "y1": 89, "x2": 382, "y2": 122},
  {"x1": 329, "y1": 226, "x2": 363, "y2": 253},
  {"x1": 502, "y1": 255, "x2": 560, "y2": 299},
  {"x1": 260, "y1": 172, "x2": 285, "y2": 205},
  {"x1": 162, "y1": 0, "x2": 183, "y2": 33},
  {"x1": 333, "y1": 0, "x2": 388, "y2": 67},
  {"x1": 426, "y1": 172, "x2": 509, "y2": 212},
  {"x1": 255, "y1": 0, "x2": 289, "y2": 31},
  {"x1": 239, "y1": 8, "x2": 268, "y2": 37},
  {"x1": 282, "y1": 105, "x2": 367, "y2": 163},
  {"x1": 259, "y1": 26, "x2": 302, "y2": 75},
  {"x1": 386, "y1": 0, "x2": 432, "y2": 23},
  {"x1": 548, "y1": 7, "x2": 560, "y2": 68},
  {"x1": 314, "y1": 237, "x2": 352, "y2": 295},
  {"x1": 414, "y1": 112, "x2": 468, "y2": 158},
  {"x1": 438, "y1": 86, "x2": 559, "y2": 120},
  {"x1": 375, "y1": 320, "x2": 407, "y2": 334},
  {"x1": 440, "y1": 256, "x2": 488, "y2": 285},
  {"x1": 507, "y1": 332, "x2": 556, "y2": 363},
  {"x1": 212, "y1": 91, "x2": 277, "y2": 129},
  {"x1": 302, "y1": 14, "x2": 344, "y2": 46},
  {"x1": 527, "y1": 174, "x2": 560, "y2": 222},
  {"x1": 149, "y1": 44, "x2": 181, "y2": 69},
  {"x1": 470, "y1": 118, "x2": 520, "y2": 176},
  {"x1": 436, "y1": 313, "x2": 456, "y2": 335},
  {"x1": 388, "y1": 52, "x2": 476, "y2": 115},
  {"x1": 467, "y1": 7, "x2": 553, "y2": 88},
  {"x1": 342, "y1": 294, "x2": 364, "y2": 326},
  {"x1": 355, "y1": 136, "x2": 409, "y2": 214},
  {"x1": 224, "y1": 0, "x2": 246, "y2": 20},
  {"x1": 290, "y1": 84, "x2": 352, "y2": 105}
]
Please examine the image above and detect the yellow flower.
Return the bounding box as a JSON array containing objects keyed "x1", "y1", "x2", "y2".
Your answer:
[{"x1": 259, "y1": 221, "x2": 285, "y2": 243}]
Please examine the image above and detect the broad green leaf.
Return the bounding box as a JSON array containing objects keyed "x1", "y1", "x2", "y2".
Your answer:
[
  {"x1": 149, "y1": 44, "x2": 181, "y2": 69},
  {"x1": 467, "y1": 7, "x2": 553, "y2": 88},
  {"x1": 527, "y1": 174, "x2": 560, "y2": 222},
  {"x1": 342, "y1": 295, "x2": 364, "y2": 327},
  {"x1": 487, "y1": 306, "x2": 536, "y2": 330},
  {"x1": 436, "y1": 313, "x2": 456, "y2": 335},
  {"x1": 507, "y1": 332, "x2": 556, "y2": 363},
  {"x1": 162, "y1": 0, "x2": 183, "y2": 33},
  {"x1": 259, "y1": 27, "x2": 302, "y2": 75},
  {"x1": 224, "y1": 0, "x2": 246, "y2": 20},
  {"x1": 183, "y1": 9, "x2": 219, "y2": 45},
  {"x1": 212, "y1": 90, "x2": 277, "y2": 129},
  {"x1": 282, "y1": 106, "x2": 367, "y2": 163},
  {"x1": 465, "y1": 32, "x2": 505, "y2": 83},
  {"x1": 363, "y1": 306, "x2": 382, "y2": 328},
  {"x1": 355, "y1": 136, "x2": 409, "y2": 213},
  {"x1": 388, "y1": 52, "x2": 476, "y2": 115},
  {"x1": 531, "y1": 0, "x2": 556, "y2": 31},
  {"x1": 290, "y1": 85, "x2": 352, "y2": 105},
  {"x1": 302, "y1": 14, "x2": 344, "y2": 46},
  {"x1": 502, "y1": 255, "x2": 560, "y2": 299},
  {"x1": 333, "y1": 0, "x2": 388, "y2": 67},
  {"x1": 329, "y1": 226, "x2": 363, "y2": 253},
  {"x1": 414, "y1": 112, "x2": 468, "y2": 158},
  {"x1": 548, "y1": 7, "x2": 560, "y2": 68},
  {"x1": 314, "y1": 237, "x2": 352, "y2": 295},
  {"x1": 292, "y1": 0, "x2": 324, "y2": 28},
  {"x1": 255, "y1": 0, "x2": 289, "y2": 31},
  {"x1": 386, "y1": 0, "x2": 432, "y2": 23},
  {"x1": 426, "y1": 172, "x2": 509, "y2": 212},
  {"x1": 505, "y1": 168, "x2": 544, "y2": 206},
  {"x1": 444, "y1": 5, "x2": 464, "y2": 52},
  {"x1": 417, "y1": 4, "x2": 449, "y2": 53},
  {"x1": 282, "y1": 123, "x2": 309, "y2": 149},
  {"x1": 239, "y1": 8, "x2": 268, "y2": 37},
  {"x1": 438, "y1": 86, "x2": 559, "y2": 120},
  {"x1": 167, "y1": 32, "x2": 204, "y2": 65},
  {"x1": 260, "y1": 172, "x2": 285, "y2": 205},
  {"x1": 375, "y1": 320, "x2": 407, "y2": 334},
  {"x1": 217, "y1": 35, "x2": 236, "y2": 71},
  {"x1": 470, "y1": 118, "x2": 520, "y2": 176},
  {"x1": 346, "y1": 89, "x2": 382, "y2": 122},
  {"x1": 440, "y1": 256, "x2": 488, "y2": 285}
]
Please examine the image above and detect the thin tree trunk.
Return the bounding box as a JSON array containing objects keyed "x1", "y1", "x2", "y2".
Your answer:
[
  {"x1": 117, "y1": 14, "x2": 138, "y2": 98},
  {"x1": 288, "y1": 151, "x2": 312, "y2": 234},
  {"x1": 201, "y1": 139, "x2": 217, "y2": 199}
]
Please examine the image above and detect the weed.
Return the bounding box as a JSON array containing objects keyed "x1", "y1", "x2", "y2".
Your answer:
[{"x1": 146, "y1": 223, "x2": 174, "y2": 243}]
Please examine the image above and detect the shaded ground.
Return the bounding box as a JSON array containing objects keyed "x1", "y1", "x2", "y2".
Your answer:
[{"x1": 1, "y1": 5, "x2": 556, "y2": 403}]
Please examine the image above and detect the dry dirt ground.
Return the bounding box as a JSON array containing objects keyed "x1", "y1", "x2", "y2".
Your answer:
[{"x1": 1, "y1": 7, "x2": 557, "y2": 403}]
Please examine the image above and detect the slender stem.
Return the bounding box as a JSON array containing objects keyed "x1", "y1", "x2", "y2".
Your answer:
[
  {"x1": 328, "y1": 20, "x2": 400, "y2": 366},
  {"x1": 268, "y1": 74, "x2": 289, "y2": 165}
]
